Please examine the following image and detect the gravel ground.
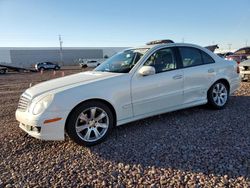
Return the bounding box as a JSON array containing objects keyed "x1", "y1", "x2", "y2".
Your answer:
[{"x1": 0, "y1": 70, "x2": 250, "y2": 187}]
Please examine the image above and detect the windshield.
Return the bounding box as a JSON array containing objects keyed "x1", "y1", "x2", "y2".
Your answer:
[{"x1": 94, "y1": 48, "x2": 148, "y2": 73}]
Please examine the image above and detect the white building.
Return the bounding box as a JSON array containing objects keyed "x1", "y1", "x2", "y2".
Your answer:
[{"x1": 0, "y1": 47, "x2": 126, "y2": 68}]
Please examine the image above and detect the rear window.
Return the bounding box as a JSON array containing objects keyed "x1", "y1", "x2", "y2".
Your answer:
[{"x1": 201, "y1": 51, "x2": 215, "y2": 64}]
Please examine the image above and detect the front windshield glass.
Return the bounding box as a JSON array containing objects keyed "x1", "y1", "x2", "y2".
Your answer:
[{"x1": 95, "y1": 48, "x2": 148, "y2": 73}]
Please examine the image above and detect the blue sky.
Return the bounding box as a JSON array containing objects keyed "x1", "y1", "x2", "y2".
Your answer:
[{"x1": 0, "y1": 0, "x2": 249, "y2": 50}]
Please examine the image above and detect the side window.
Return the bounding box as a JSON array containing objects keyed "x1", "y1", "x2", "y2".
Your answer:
[
  {"x1": 144, "y1": 48, "x2": 177, "y2": 73},
  {"x1": 201, "y1": 51, "x2": 215, "y2": 64},
  {"x1": 179, "y1": 47, "x2": 202, "y2": 68}
]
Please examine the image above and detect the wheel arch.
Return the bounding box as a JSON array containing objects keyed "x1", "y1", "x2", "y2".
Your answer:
[
  {"x1": 65, "y1": 98, "x2": 117, "y2": 131},
  {"x1": 209, "y1": 78, "x2": 230, "y2": 94}
]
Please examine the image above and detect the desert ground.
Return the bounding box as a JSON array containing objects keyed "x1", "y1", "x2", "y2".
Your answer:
[{"x1": 0, "y1": 69, "x2": 249, "y2": 187}]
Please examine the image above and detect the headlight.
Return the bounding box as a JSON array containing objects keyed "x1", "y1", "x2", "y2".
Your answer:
[{"x1": 32, "y1": 94, "x2": 53, "y2": 115}]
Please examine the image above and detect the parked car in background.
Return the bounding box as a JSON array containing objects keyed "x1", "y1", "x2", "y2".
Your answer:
[
  {"x1": 239, "y1": 59, "x2": 250, "y2": 81},
  {"x1": 79, "y1": 60, "x2": 102, "y2": 68},
  {"x1": 226, "y1": 47, "x2": 250, "y2": 63},
  {"x1": 224, "y1": 52, "x2": 234, "y2": 58},
  {"x1": 16, "y1": 40, "x2": 240, "y2": 146},
  {"x1": 216, "y1": 52, "x2": 234, "y2": 59},
  {"x1": 35, "y1": 62, "x2": 60, "y2": 71}
]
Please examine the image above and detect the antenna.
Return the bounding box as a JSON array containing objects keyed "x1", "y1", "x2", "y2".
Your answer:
[{"x1": 59, "y1": 35, "x2": 64, "y2": 66}]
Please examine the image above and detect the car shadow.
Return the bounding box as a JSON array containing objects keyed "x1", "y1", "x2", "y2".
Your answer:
[{"x1": 89, "y1": 96, "x2": 250, "y2": 179}]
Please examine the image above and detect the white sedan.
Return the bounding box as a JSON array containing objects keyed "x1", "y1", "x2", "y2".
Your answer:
[{"x1": 16, "y1": 41, "x2": 240, "y2": 146}]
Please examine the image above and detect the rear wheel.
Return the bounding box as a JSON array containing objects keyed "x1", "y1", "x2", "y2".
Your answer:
[
  {"x1": 66, "y1": 101, "x2": 114, "y2": 146},
  {"x1": 0, "y1": 69, "x2": 6, "y2": 74},
  {"x1": 207, "y1": 81, "x2": 229, "y2": 109},
  {"x1": 54, "y1": 66, "x2": 60, "y2": 70}
]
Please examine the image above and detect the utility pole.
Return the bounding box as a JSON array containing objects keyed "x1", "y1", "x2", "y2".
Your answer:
[
  {"x1": 228, "y1": 43, "x2": 232, "y2": 51},
  {"x1": 245, "y1": 40, "x2": 248, "y2": 47},
  {"x1": 182, "y1": 37, "x2": 185, "y2": 43},
  {"x1": 59, "y1": 35, "x2": 63, "y2": 66}
]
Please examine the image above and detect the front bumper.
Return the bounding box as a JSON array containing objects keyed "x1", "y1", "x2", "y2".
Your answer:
[{"x1": 16, "y1": 109, "x2": 69, "y2": 140}]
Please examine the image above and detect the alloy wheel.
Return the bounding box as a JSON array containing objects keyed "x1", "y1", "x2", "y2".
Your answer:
[
  {"x1": 75, "y1": 107, "x2": 109, "y2": 142},
  {"x1": 212, "y1": 83, "x2": 228, "y2": 106}
]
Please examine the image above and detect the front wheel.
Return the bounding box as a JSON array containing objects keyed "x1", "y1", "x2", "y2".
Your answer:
[
  {"x1": 39, "y1": 67, "x2": 45, "y2": 72},
  {"x1": 66, "y1": 101, "x2": 114, "y2": 146},
  {"x1": 207, "y1": 81, "x2": 229, "y2": 109},
  {"x1": 81, "y1": 64, "x2": 87, "y2": 69}
]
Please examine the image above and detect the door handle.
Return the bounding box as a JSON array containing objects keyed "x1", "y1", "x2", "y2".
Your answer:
[
  {"x1": 173, "y1": 74, "x2": 183, "y2": 80},
  {"x1": 208, "y1": 68, "x2": 215, "y2": 73}
]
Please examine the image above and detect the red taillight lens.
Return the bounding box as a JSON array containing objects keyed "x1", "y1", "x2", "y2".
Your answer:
[
  {"x1": 237, "y1": 61, "x2": 240, "y2": 64},
  {"x1": 237, "y1": 66, "x2": 240, "y2": 74}
]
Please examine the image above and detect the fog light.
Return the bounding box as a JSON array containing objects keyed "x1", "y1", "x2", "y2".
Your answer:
[
  {"x1": 30, "y1": 126, "x2": 41, "y2": 133},
  {"x1": 33, "y1": 126, "x2": 41, "y2": 133}
]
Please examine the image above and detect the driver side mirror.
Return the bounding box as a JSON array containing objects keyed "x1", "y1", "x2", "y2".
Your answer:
[{"x1": 138, "y1": 66, "x2": 156, "y2": 76}]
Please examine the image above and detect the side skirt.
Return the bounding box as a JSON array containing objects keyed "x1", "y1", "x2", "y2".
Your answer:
[{"x1": 116, "y1": 99, "x2": 207, "y2": 126}]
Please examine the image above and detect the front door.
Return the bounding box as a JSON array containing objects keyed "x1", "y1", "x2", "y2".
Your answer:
[{"x1": 131, "y1": 47, "x2": 184, "y2": 117}]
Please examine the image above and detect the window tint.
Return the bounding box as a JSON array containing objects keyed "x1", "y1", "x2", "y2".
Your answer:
[
  {"x1": 144, "y1": 48, "x2": 176, "y2": 73},
  {"x1": 179, "y1": 47, "x2": 202, "y2": 67},
  {"x1": 201, "y1": 51, "x2": 215, "y2": 64}
]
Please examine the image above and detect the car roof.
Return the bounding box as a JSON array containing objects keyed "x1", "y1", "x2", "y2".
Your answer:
[
  {"x1": 128, "y1": 42, "x2": 220, "y2": 61},
  {"x1": 131, "y1": 43, "x2": 207, "y2": 51}
]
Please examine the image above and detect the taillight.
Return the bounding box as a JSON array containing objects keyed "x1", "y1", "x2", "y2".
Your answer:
[{"x1": 237, "y1": 66, "x2": 240, "y2": 74}]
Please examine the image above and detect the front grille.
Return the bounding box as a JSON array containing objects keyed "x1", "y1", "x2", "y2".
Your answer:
[{"x1": 17, "y1": 94, "x2": 31, "y2": 111}]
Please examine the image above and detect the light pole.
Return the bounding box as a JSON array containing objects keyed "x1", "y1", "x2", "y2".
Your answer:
[{"x1": 59, "y1": 35, "x2": 64, "y2": 66}]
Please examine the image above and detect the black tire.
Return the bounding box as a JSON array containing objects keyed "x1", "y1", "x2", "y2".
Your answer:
[
  {"x1": 39, "y1": 67, "x2": 45, "y2": 71},
  {"x1": 0, "y1": 69, "x2": 6, "y2": 74},
  {"x1": 207, "y1": 81, "x2": 229, "y2": 109},
  {"x1": 81, "y1": 64, "x2": 87, "y2": 69},
  {"x1": 66, "y1": 101, "x2": 114, "y2": 146},
  {"x1": 54, "y1": 66, "x2": 60, "y2": 70}
]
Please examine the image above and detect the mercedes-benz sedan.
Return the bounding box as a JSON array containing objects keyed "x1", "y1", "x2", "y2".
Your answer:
[{"x1": 16, "y1": 41, "x2": 240, "y2": 146}]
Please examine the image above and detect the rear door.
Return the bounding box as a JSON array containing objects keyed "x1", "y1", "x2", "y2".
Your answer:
[{"x1": 178, "y1": 47, "x2": 215, "y2": 104}]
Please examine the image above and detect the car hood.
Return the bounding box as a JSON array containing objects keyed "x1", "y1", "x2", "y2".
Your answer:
[{"x1": 25, "y1": 71, "x2": 121, "y2": 98}]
